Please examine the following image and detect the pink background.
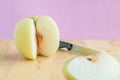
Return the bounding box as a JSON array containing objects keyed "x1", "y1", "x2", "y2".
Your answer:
[{"x1": 0, "y1": 0, "x2": 120, "y2": 39}]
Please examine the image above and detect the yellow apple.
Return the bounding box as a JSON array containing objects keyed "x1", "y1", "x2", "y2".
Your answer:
[{"x1": 14, "y1": 16, "x2": 59, "y2": 60}]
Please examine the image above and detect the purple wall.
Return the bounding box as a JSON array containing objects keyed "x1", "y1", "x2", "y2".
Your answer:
[{"x1": 0, "y1": 0, "x2": 120, "y2": 39}]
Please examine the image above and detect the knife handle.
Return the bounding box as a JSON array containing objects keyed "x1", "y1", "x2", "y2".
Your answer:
[{"x1": 59, "y1": 41, "x2": 72, "y2": 50}]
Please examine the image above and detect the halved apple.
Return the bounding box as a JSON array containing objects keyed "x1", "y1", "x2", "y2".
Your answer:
[
  {"x1": 62, "y1": 53, "x2": 120, "y2": 80},
  {"x1": 14, "y1": 16, "x2": 59, "y2": 60}
]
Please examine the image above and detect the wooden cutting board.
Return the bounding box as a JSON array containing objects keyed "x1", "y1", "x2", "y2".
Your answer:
[{"x1": 0, "y1": 40, "x2": 120, "y2": 80}]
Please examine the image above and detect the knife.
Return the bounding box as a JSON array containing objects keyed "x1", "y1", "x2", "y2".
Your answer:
[{"x1": 59, "y1": 41, "x2": 100, "y2": 55}]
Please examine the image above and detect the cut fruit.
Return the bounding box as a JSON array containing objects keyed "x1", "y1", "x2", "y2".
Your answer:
[
  {"x1": 14, "y1": 18, "x2": 37, "y2": 59},
  {"x1": 14, "y1": 16, "x2": 59, "y2": 60},
  {"x1": 62, "y1": 52, "x2": 120, "y2": 80},
  {"x1": 32, "y1": 16, "x2": 59, "y2": 56}
]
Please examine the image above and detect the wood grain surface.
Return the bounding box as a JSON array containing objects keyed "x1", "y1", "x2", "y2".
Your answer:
[{"x1": 0, "y1": 40, "x2": 120, "y2": 80}]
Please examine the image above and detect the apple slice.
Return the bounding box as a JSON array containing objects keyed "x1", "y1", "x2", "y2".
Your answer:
[
  {"x1": 62, "y1": 53, "x2": 120, "y2": 80},
  {"x1": 32, "y1": 16, "x2": 59, "y2": 56},
  {"x1": 14, "y1": 16, "x2": 59, "y2": 60},
  {"x1": 14, "y1": 18, "x2": 37, "y2": 59}
]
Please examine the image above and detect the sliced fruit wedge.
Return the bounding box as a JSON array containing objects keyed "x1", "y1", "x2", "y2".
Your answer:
[
  {"x1": 62, "y1": 52, "x2": 120, "y2": 80},
  {"x1": 33, "y1": 16, "x2": 59, "y2": 56},
  {"x1": 14, "y1": 18, "x2": 37, "y2": 59}
]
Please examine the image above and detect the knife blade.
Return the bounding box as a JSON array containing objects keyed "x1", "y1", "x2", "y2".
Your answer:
[{"x1": 59, "y1": 41, "x2": 100, "y2": 55}]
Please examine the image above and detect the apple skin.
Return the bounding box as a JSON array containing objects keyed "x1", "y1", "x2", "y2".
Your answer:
[
  {"x1": 14, "y1": 18, "x2": 37, "y2": 60},
  {"x1": 62, "y1": 58, "x2": 77, "y2": 80}
]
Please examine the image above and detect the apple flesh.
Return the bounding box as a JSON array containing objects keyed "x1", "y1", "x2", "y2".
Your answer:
[
  {"x1": 14, "y1": 16, "x2": 59, "y2": 60},
  {"x1": 62, "y1": 52, "x2": 120, "y2": 80},
  {"x1": 32, "y1": 16, "x2": 59, "y2": 56}
]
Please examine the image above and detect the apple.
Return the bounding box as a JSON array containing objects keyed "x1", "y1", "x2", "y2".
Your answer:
[
  {"x1": 14, "y1": 16, "x2": 59, "y2": 60},
  {"x1": 62, "y1": 52, "x2": 120, "y2": 80}
]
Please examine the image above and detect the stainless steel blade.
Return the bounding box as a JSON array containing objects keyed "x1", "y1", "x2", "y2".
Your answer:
[{"x1": 71, "y1": 44, "x2": 100, "y2": 55}]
